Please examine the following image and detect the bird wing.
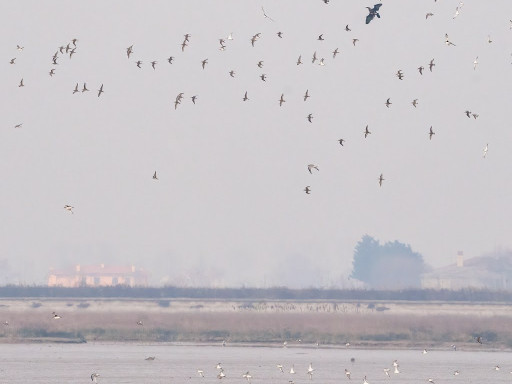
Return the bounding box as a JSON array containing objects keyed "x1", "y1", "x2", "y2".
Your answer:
[{"x1": 365, "y1": 13, "x2": 374, "y2": 24}]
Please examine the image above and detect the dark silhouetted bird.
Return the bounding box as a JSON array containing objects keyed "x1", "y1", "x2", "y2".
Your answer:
[{"x1": 365, "y1": 4, "x2": 383, "y2": 24}]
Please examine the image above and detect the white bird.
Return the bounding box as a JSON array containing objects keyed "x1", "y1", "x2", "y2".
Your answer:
[
  {"x1": 473, "y1": 56, "x2": 478, "y2": 70},
  {"x1": 290, "y1": 365, "x2": 296, "y2": 374},
  {"x1": 216, "y1": 363, "x2": 223, "y2": 370},
  {"x1": 64, "y1": 205, "x2": 74, "y2": 214},
  {"x1": 91, "y1": 373, "x2": 100, "y2": 383},
  {"x1": 453, "y1": 370, "x2": 460, "y2": 376},
  {"x1": 261, "y1": 6, "x2": 275, "y2": 21},
  {"x1": 243, "y1": 372, "x2": 252, "y2": 382},
  {"x1": 345, "y1": 369, "x2": 351, "y2": 379},
  {"x1": 428, "y1": 379, "x2": 435, "y2": 384},
  {"x1": 384, "y1": 369, "x2": 390, "y2": 378},
  {"x1": 307, "y1": 164, "x2": 319, "y2": 174},
  {"x1": 227, "y1": 32, "x2": 233, "y2": 40},
  {"x1": 52, "y1": 312, "x2": 62, "y2": 319},
  {"x1": 198, "y1": 370, "x2": 205, "y2": 377},
  {"x1": 307, "y1": 363, "x2": 315, "y2": 380},
  {"x1": 422, "y1": 349, "x2": 428, "y2": 354},
  {"x1": 217, "y1": 370, "x2": 226, "y2": 379},
  {"x1": 16, "y1": 45, "x2": 24, "y2": 51},
  {"x1": 483, "y1": 143, "x2": 488, "y2": 158},
  {"x1": 277, "y1": 365, "x2": 284, "y2": 373},
  {"x1": 363, "y1": 376, "x2": 369, "y2": 384}
]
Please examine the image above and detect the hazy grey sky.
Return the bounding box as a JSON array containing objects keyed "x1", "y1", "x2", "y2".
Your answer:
[{"x1": 1, "y1": 1, "x2": 511, "y2": 287}]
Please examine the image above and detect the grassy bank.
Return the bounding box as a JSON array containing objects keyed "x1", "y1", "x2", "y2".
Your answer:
[{"x1": 0, "y1": 298, "x2": 510, "y2": 348}]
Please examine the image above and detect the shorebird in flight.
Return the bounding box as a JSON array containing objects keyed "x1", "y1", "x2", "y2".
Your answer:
[
  {"x1": 153, "y1": 171, "x2": 158, "y2": 180},
  {"x1": 14, "y1": 123, "x2": 23, "y2": 128},
  {"x1": 260, "y1": 73, "x2": 267, "y2": 81},
  {"x1": 18, "y1": 78, "x2": 24, "y2": 87},
  {"x1": 64, "y1": 205, "x2": 74, "y2": 214},
  {"x1": 378, "y1": 173, "x2": 384, "y2": 186},
  {"x1": 396, "y1": 70, "x2": 404, "y2": 80},
  {"x1": 418, "y1": 66, "x2": 424, "y2": 75},
  {"x1": 304, "y1": 186, "x2": 311, "y2": 194},
  {"x1": 445, "y1": 33, "x2": 456, "y2": 46},
  {"x1": 257, "y1": 60, "x2": 264, "y2": 68},
  {"x1": 483, "y1": 144, "x2": 488, "y2": 158},
  {"x1": 307, "y1": 113, "x2": 313, "y2": 123},
  {"x1": 345, "y1": 25, "x2": 351, "y2": 31},
  {"x1": 297, "y1": 55, "x2": 303, "y2": 65},
  {"x1": 366, "y1": 3, "x2": 383, "y2": 24},
  {"x1": 243, "y1": 372, "x2": 252, "y2": 382},
  {"x1": 473, "y1": 56, "x2": 478, "y2": 70},
  {"x1": 97, "y1": 84, "x2": 104, "y2": 97},
  {"x1": 312, "y1": 51, "x2": 317, "y2": 63},
  {"x1": 333, "y1": 48, "x2": 339, "y2": 58},
  {"x1": 338, "y1": 139, "x2": 345, "y2": 146},
  {"x1": 426, "y1": 12, "x2": 434, "y2": 19},
  {"x1": 73, "y1": 83, "x2": 79, "y2": 94},
  {"x1": 181, "y1": 41, "x2": 188, "y2": 51},
  {"x1": 10, "y1": 58, "x2": 16, "y2": 64},
  {"x1": 136, "y1": 320, "x2": 143, "y2": 326},
  {"x1": 277, "y1": 31, "x2": 283, "y2": 38},
  {"x1": 198, "y1": 370, "x2": 205, "y2": 377},
  {"x1": 262, "y1": 6, "x2": 275, "y2": 21},
  {"x1": 16, "y1": 45, "x2": 24, "y2": 51},
  {"x1": 82, "y1": 83, "x2": 89, "y2": 92},
  {"x1": 217, "y1": 370, "x2": 226, "y2": 379},
  {"x1": 487, "y1": 35, "x2": 492, "y2": 43},
  {"x1": 353, "y1": 39, "x2": 359, "y2": 46},
  {"x1": 429, "y1": 59, "x2": 435, "y2": 72},
  {"x1": 385, "y1": 98, "x2": 392, "y2": 108},
  {"x1": 412, "y1": 99, "x2": 418, "y2": 108},
  {"x1": 465, "y1": 110, "x2": 472, "y2": 118},
  {"x1": 364, "y1": 125, "x2": 371, "y2": 138},
  {"x1": 429, "y1": 126, "x2": 435, "y2": 140},
  {"x1": 243, "y1": 91, "x2": 249, "y2": 101},
  {"x1": 317, "y1": 34, "x2": 324, "y2": 41},
  {"x1": 277, "y1": 365, "x2": 284, "y2": 373},
  {"x1": 49, "y1": 68, "x2": 56, "y2": 76},
  {"x1": 279, "y1": 94, "x2": 285, "y2": 106},
  {"x1": 304, "y1": 89, "x2": 310, "y2": 101},
  {"x1": 318, "y1": 58, "x2": 325, "y2": 66},
  {"x1": 201, "y1": 58, "x2": 208, "y2": 69},
  {"x1": 229, "y1": 70, "x2": 235, "y2": 77},
  {"x1": 308, "y1": 164, "x2": 319, "y2": 174},
  {"x1": 136, "y1": 60, "x2": 142, "y2": 68},
  {"x1": 428, "y1": 379, "x2": 435, "y2": 384},
  {"x1": 167, "y1": 56, "x2": 174, "y2": 64},
  {"x1": 191, "y1": 95, "x2": 198, "y2": 104},
  {"x1": 151, "y1": 61, "x2": 157, "y2": 69}
]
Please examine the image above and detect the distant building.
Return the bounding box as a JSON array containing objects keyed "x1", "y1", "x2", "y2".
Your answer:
[
  {"x1": 421, "y1": 252, "x2": 512, "y2": 291},
  {"x1": 48, "y1": 264, "x2": 148, "y2": 287}
]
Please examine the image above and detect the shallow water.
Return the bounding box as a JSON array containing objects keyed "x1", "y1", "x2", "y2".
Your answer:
[{"x1": 0, "y1": 343, "x2": 510, "y2": 383}]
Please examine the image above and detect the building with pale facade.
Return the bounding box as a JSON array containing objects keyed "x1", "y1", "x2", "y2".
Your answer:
[{"x1": 48, "y1": 264, "x2": 148, "y2": 287}]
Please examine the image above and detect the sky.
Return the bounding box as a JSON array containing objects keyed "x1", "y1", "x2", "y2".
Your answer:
[{"x1": 1, "y1": 1, "x2": 511, "y2": 288}]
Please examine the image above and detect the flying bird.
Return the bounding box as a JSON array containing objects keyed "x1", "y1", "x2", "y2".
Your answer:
[
  {"x1": 260, "y1": 73, "x2": 267, "y2": 81},
  {"x1": 333, "y1": 48, "x2": 339, "y2": 58},
  {"x1": 465, "y1": 110, "x2": 472, "y2": 118},
  {"x1": 304, "y1": 186, "x2": 311, "y2": 194},
  {"x1": 364, "y1": 125, "x2": 371, "y2": 138},
  {"x1": 153, "y1": 171, "x2": 158, "y2": 180},
  {"x1": 338, "y1": 139, "x2": 345, "y2": 146},
  {"x1": 257, "y1": 60, "x2": 264, "y2": 68},
  {"x1": 167, "y1": 56, "x2": 174, "y2": 64},
  {"x1": 429, "y1": 59, "x2": 435, "y2": 71},
  {"x1": 9, "y1": 58, "x2": 16, "y2": 64},
  {"x1": 191, "y1": 95, "x2": 198, "y2": 104},
  {"x1": 262, "y1": 6, "x2": 275, "y2": 21},
  {"x1": 317, "y1": 34, "x2": 324, "y2": 41},
  {"x1": 18, "y1": 78, "x2": 24, "y2": 87},
  {"x1": 426, "y1": 12, "x2": 434, "y2": 19},
  {"x1": 307, "y1": 113, "x2": 313, "y2": 123},
  {"x1": 345, "y1": 25, "x2": 351, "y2": 31},
  {"x1": 412, "y1": 99, "x2": 418, "y2": 108},
  {"x1": 229, "y1": 70, "x2": 235, "y2": 77},
  {"x1": 418, "y1": 66, "x2": 424, "y2": 75},
  {"x1": 64, "y1": 205, "x2": 74, "y2": 214},
  {"x1": 396, "y1": 70, "x2": 404, "y2": 80},
  {"x1": 473, "y1": 56, "x2": 478, "y2": 70},
  {"x1": 82, "y1": 83, "x2": 89, "y2": 92},
  {"x1": 483, "y1": 144, "x2": 488, "y2": 158},
  {"x1": 429, "y1": 126, "x2": 435, "y2": 140},
  {"x1": 277, "y1": 31, "x2": 283, "y2": 38},
  {"x1": 127, "y1": 45, "x2": 134, "y2": 58},
  {"x1": 151, "y1": 60, "x2": 157, "y2": 69},
  {"x1": 345, "y1": 369, "x2": 351, "y2": 379},
  {"x1": 243, "y1": 91, "x2": 249, "y2": 101},
  {"x1": 73, "y1": 83, "x2": 79, "y2": 94},
  {"x1": 279, "y1": 94, "x2": 285, "y2": 106},
  {"x1": 49, "y1": 68, "x2": 56, "y2": 76},
  {"x1": 297, "y1": 55, "x2": 303, "y2": 65},
  {"x1": 365, "y1": 3, "x2": 383, "y2": 24},
  {"x1": 97, "y1": 84, "x2": 104, "y2": 97},
  {"x1": 352, "y1": 39, "x2": 359, "y2": 46},
  {"x1": 445, "y1": 33, "x2": 456, "y2": 46},
  {"x1": 378, "y1": 173, "x2": 384, "y2": 186},
  {"x1": 16, "y1": 44, "x2": 24, "y2": 51},
  {"x1": 14, "y1": 123, "x2": 23, "y2": 128},
  {"x1": 304, "y1": 89, "x2": 310, "y2": 101},
  {"x1": 385, "y1": 98, "x2": 392, "y2": 108},
  {"x1": 136, "y1": 60, "x2": 142, "y2": 68},
  {"x1": 201, "y1": 58, "x2": 208, "y2": 69},
  {"x1": 312, "y1": 51, "x2": 317, "y2": 63},
  {"x1": 307, "y1": 164, "x2": 319, "y2": 174},
  {"x1": 52, "y1": 311, "x2": 62, "y2": 319}
]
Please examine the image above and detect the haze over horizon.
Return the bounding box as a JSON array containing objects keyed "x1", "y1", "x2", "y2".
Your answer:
[{"x1": 1, "y1": 1, "x2": 511, "y2": 287}]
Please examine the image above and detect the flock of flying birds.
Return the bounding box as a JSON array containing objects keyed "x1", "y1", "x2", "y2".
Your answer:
[{"x1": 7, "y1": 1, "x2": 509, "y2": 215}]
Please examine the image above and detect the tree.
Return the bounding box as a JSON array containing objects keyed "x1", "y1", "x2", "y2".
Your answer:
[{"x1": 350, "y1": 235, "x2": 425, "y2": 289}]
